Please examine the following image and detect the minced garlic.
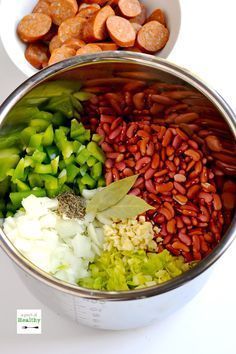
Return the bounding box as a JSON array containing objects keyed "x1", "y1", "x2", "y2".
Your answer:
[{"x1": 103, "y1": 216, "x2": 161, "y2": 252}]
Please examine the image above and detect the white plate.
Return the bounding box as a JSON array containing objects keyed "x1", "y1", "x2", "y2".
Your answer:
[{"x1": 0, "y1": 0, "x2": 181, "y2": 77}]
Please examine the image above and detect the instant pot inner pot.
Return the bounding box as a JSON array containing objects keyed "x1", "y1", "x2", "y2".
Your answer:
[{"x1": 1, "y1": 58, "x2": 236, "y2": 292}]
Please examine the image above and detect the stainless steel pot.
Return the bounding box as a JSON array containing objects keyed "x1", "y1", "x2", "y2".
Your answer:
[{"x1": 0, "y1": 52, "x2": 235, "y2": 330}]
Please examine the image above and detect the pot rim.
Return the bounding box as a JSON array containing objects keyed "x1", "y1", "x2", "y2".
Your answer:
[{"x1": 0, "y1": 51, "x2": 235, "y2": 301}]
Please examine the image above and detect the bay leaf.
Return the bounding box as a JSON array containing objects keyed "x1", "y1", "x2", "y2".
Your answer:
[
  {"x1": 98, "y1": 195, "x2": 155, "y2": 219},
  {"x1": 86, "y1": 175, "x2": 139, "y2": 213}
]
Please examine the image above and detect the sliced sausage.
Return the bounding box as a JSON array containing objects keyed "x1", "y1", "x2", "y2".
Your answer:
[
  {"x1": 42, "y1": 24, "x2": 58, "y2": 42},
  {"x1": 49, "y1": 34, "x2": 62, "y2": 53},
  {"x1": 76, "y1": 43, "x2": 102, "y2": 55},
  {"x1": 146, "y1": 8, "x2": 166, "y2": 26},
  {"x1": 17, "y1": 13, "x2": 52, "y2": 43},
  {"x1": 77, "y1": 6, "x2": 100, "y2": 19},
  {"x1": 58, "y1": 16, "x2": 86, "y2": 43},
  {"x1": 130, "y1": 3, "x2": 146, "y2": 25},
  {"x1": 130, "y1": 22, "x2": 142, "y2": 33},
  {"x1": 25, "y1": 43, "x2": 49, "y2": 69},
  {"x1": 137, "y1": 20, "x2": 169, "y2": 53},
  {"x1": 79, "y1": 3, "x2": 100, "y2": 11},
  {"x1": 96, "y1": 42, "x2": 118, "y2": 50},
  {"x1": 85, "y1": 0, "x2": 110, "y2": 4},
  {"x1": 118, "y1": 0, "x2": 141, "y2": 18},
  {"x1": 33, "y1": 0, "x2": 51, "y2": 16},
  {"x1": 50, "y1": 0, "x2": 78, "y2": 25},
  {"x1": 48, "y1": 45, "x2": 76, "y2": 65},
  {"x1": 82, "y1": 5, "x2": 115, "y2": 42},
  {"x1": 63, "y1": 38, "x2": 85, "y2": 50},
  {"x1": 123, "y1": 46, "x2": 142, "y2": 52},
  {"x1": 106, "y1": 15, "x2": 136, "y2": 47}
]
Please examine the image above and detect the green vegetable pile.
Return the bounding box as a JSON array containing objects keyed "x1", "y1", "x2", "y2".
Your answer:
[
  {"x1": 0, "y1": 80, "x2": 105, "y2": 217},
  {"x1": 78, "y1": 249, "x2": 192, "y2": 291}
]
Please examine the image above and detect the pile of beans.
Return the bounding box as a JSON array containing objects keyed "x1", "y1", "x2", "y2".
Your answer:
[{"x1": 82, "y1": 79, "x2": 236, "y2": 261}]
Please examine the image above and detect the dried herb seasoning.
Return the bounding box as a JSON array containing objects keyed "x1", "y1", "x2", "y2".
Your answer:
[{"x1": 57, "y1": 192, "x2": 86, "y2": 219}]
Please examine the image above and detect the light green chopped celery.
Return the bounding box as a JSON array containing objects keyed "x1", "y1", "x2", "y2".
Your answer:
[{"x1": 78, "y1": 250, "x2": 193, "y2": 291}]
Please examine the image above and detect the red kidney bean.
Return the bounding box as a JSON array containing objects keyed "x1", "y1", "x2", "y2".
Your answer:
[{"x1": 90, "y1": 86, "x2": 235, "y2": 262}]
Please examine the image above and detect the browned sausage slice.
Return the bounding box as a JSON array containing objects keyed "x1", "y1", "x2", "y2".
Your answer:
[
  {"x1": 85, "y1": 0, "x2": 110, "y2": 4},
  {"x1": 33, "y1": 0, "x2": 51, "y2": 16},
  {"x1": 17, "y1": 13, "x2": 52, "y2": 43},
  {"x1": 58, "y1": 16, "x2": 86, "y2": 43},
  {"x1": 50, "y1": 0, "x2": 78, "y2": 25},
  {"x1": 96, "y1": 42, "x2": 118, "y2": 50},
  {"x1": 106, "y1": 15, "x2": 136, "y2": 47},
  {"x1": 25, "y1": 43, "x2": 49, "y2": 68},
  {"x1": 76, "y1": 44, "x2": 102, "y2": 55},
  {"x1": 48, "y1": 45, "x2": 76, "y2": 65},
  {"x1": 79, "y1": 3, "x2": 100, "y2": 11},
  {"x1": 118, "y1": 0, "x2": 141, "y2": 18},
  {"x1": 49, "y1": 35, "x2": 62, "y2": 53},
  {"x1": 130, "y1": 3, "x2": 146, "y2": 25},
  {"x1": 77, "y1": 6, "x2": 100, "y2": 19},
  {"x1": 63, "y1": 38, "x2": 85, "y2": 50},
  {"x1": 130, "y1": 22, "x2": 142, "y2": 33},
  {"x1": 82, "y1": 5, "x2": 115, "y2": 42},
  {"x1": 146, "y1": 9, "x2": 166, "y2": 26},
  {"x1": 137, "y1": 20, "x2": 169, "y2": 53}
]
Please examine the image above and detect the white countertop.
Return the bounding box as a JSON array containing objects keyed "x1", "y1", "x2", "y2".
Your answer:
[{"x1": 0, "y1": 0, "x2": 236, "y2": 353}]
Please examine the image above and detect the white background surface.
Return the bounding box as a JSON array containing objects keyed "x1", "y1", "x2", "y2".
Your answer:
[{"x1": 0, "y1": 0, "x2": 236, "y2": 353}]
